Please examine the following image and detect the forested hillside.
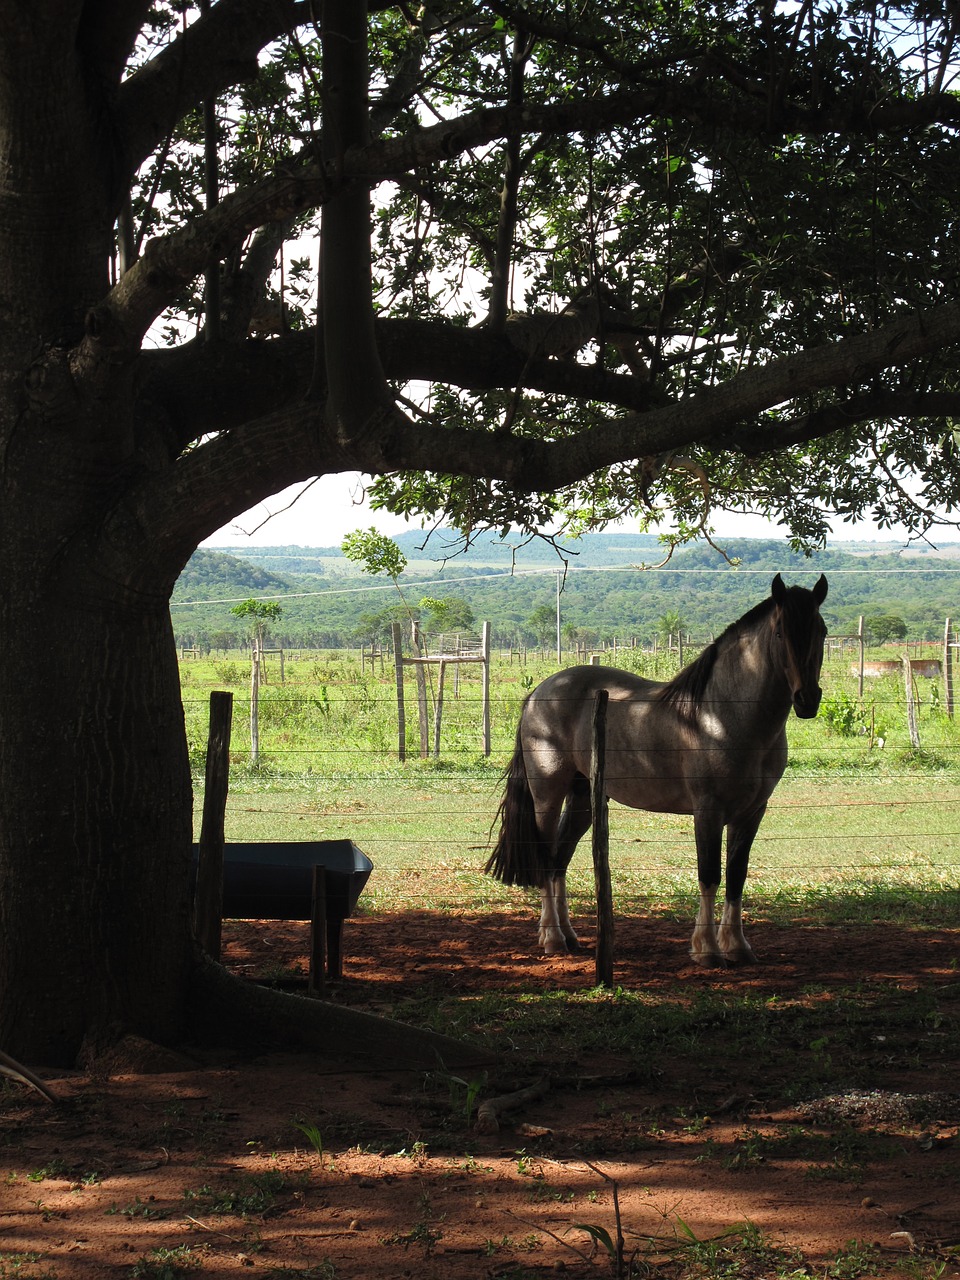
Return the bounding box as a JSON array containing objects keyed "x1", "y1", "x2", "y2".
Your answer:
[
  {"x1": 172, "y1": 535, "x2": 960, "y2": 652},
  {"x1": 176, "y1": 549, "x2": 297, "y2": 600}
]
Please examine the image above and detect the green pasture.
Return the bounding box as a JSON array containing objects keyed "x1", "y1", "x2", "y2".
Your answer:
[{"x1": 186, "y1": 647, "x2": 960, "y2": 927}]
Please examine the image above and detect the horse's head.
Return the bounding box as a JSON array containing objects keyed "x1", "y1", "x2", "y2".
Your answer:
[{"x1": 770, "y1": 573, "x2": 828, "y2": 718}]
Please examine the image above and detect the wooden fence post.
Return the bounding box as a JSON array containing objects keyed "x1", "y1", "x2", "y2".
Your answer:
[
  {"x1": 944, "y1": 617, "x2": 954, "y2": 719},
  {"x1": 857, "y1": 616, "x2": 865, "y2": 699},
  {"x1": 481, "y1": 621, "x2": 491, "y2": 756},
  {"x1": 194, "y1": 690, "x2": 233, "y2": 958},
  {"x1": 412, "y1": 621, "x2": 429, "y2": 758},
  {"x1": 249, "y1": 641, "x2": 261, "y2": 764},
  {"x1": 591, "y1": 689, "x2": 614, "y2": 988},
  {"x1": 392, "y1": 622, "x2": 406, "y2": 761},
  {"x1": 433, "y1": 660, "x2": 447, "y2": 758},
  {"x1": 903, "y1": 656, "x2": 921, "y2": 748}
]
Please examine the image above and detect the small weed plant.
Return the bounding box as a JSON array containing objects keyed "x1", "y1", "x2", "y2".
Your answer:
[{"x1": 130, "y1": 1245, "x2": 202, "y2": 1278}]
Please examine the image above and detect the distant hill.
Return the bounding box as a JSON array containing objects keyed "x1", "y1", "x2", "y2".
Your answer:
[
  {"x1": 200, "y1": 529, "x2": 671, "y2": 570},
  {"x1": 174, "y1": 549, "x2": 297, "y2": 601},
  {"x1": 175, "y1": 533, "x2": 960, "y2": 649},
  {"x1": 204, "y1": 529, "x2": 960, "y2": 573}
]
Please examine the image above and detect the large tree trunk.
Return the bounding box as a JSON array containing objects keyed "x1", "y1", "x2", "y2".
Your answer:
[
  {"x1": 0, "y1": 26, "x2": 198, "y2": 1064},
  {"x1": 0, "y1": 576, "x2": 195, "y2": 1063}
]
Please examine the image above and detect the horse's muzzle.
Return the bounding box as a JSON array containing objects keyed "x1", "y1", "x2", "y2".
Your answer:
[{"x1": 793, "y1": 687, "x2": 822, "y2": 718}]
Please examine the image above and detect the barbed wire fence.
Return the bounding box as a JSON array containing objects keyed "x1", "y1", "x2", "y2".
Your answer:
[{"x1": 182, "y1": 635, "x2": 960, "y2": 919}]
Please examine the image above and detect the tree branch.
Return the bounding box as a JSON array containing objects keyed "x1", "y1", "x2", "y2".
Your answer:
[
  {"x1": 140, "y1": 316, "x2": 666, "y2": 453},
  {"x1": 116, "y1": 0, "x2": 305, "y2": 176},
  {"x1": 71, "y1": 164, "x2": 335, "y2": 383},
  {"x1": 130, "y1": 301, "x2": 960, "y2": 567},
  {"x1": 320, "y1": 0, "x2": 409, "y2": 454},
  {"x1": 220, "y1": 218, "x2": 297, "y2": 341},
  {"x1": 78, "y1": 0, "x2": 154, "y2": 85},
  {"x1": 487, "y1": 29, "x2": 532, "y2": 331},
  {"x1": 83, "y1": 60, "x2": 960, "y2": 367},
  {"x1": 731, "y1": 390, "x2": 960, "y2": 455},
  {"x1": 369, "y1": 303, "x2": 960, "y2": 491},
  {"x1": 484, "y1": 0, "x2": 702, "y2": 83}
]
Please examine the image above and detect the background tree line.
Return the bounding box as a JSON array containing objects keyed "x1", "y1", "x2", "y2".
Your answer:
[{"x1": 172, "y1": 536, "x2": 957, "y2": 652}]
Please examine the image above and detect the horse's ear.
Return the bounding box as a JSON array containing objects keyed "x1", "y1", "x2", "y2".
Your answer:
[
  {"x1": 813, "y1": 574, "x2": 828, "y2": 603},
  {"x1": 771, "y1": 573, "x2": 786, "y2": 603}
]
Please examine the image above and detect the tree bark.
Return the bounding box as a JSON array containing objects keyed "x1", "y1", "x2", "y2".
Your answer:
[
  {"x1": 2, "y1": 4, "x2": 960, "y2": 1070},
  {"x1": 0, "y1": 588, "x2": 194, "y2": 1062}
]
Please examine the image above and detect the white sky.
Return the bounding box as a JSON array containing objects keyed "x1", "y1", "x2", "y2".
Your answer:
[{"x1": 200, "y1": 469, "x2": 941, "y2": 550}]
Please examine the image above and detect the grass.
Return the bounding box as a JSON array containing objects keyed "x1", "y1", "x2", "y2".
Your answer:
[
  {"x1": 186, "y1": 647, "x2": 960, "y2": 922},
  {"x1": 193, "y1": 763, "x2": 960, "y2": 921},
  {"x1": 130, "y1": 1246, "x2": 202, "y2": 1278},
  {"x1": 366, "y1": 973, "x2": 960, "y2": 1121},
  {"x1": 0, "y1": 1258, "x2": 59, "y2": 1280},
  {"x1": 181, "y1": 645, "x2": 960, "y2": 770}
]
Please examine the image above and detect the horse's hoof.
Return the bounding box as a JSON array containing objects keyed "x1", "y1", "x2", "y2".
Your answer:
[
  {"x1": 541, "y1": 929, "x2": 569, "y2": 956},
  {"x1": 722, "y1": 949, "x2": 758, "y2": 966},
  {"x1": 689, "y1": 950, "x2": 727, "y2": 969},
  {"x1": 565, "y1": 937, "x2": 581, "y2": 954}
]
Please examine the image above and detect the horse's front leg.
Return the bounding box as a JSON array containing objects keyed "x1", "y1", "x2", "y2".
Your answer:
[
  {"x1": 690, "y1": 813, "x2": 724, "y2": 966},
  {"x1": 538, "y1": 873, "x2": 577, "y2": 955},
  {"x1": 718, "y1": 806, "x2": 766, "y2": 964}
]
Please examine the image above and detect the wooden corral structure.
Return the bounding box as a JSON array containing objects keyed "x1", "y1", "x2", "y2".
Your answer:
[{"x1": 391, "y1": 620, "x2": 491, "y2": 761}]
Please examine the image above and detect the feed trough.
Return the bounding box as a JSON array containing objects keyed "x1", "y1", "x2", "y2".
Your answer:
[
  {"x1": 216, "y1": 840, "x2": 372, "y2": 922},
  {"x1": 193, "y1": 839, "x2": 373, "y2": 986}
]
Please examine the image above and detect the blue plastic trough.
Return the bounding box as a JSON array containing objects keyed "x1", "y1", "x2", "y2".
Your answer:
[
  {"x1": 193, "y1": 839, "x2": 373, "y2": 984},
  {"x1": 215, "y1": 840, "x2": 372, "y2": 922}
]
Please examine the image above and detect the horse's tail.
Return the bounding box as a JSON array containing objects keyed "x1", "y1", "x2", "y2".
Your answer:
[{"x1": 485, "y1": 721, "x2": 545, "y2": 888}]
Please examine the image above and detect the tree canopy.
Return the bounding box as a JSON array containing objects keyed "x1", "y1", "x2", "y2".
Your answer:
[
  {"x1": 3, "y1": 0, "x2": 960, "y2": 1064},
  {"x1": 107, "y1": 0, "x2": 960, "y2": 560}
]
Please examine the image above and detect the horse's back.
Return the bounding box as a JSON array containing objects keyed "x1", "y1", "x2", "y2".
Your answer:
[
  {"x1": 521, "y1": 662, "x2": 785, "y2": 818},
  {"x1": 524, "y1": 665, "x2": 661, "y2": 729},
  {"x1": 521, "y1": 665, "x2": 665, "y2": 772}
]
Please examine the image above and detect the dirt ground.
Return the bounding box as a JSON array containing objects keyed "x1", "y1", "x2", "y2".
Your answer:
[{"x1": 2, "y1": 911, "x2": 959, "y2": 1280}]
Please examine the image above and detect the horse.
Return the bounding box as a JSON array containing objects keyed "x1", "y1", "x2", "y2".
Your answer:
[{"x1": 486, "y1": 573, "x2": 828, "y2": 966}]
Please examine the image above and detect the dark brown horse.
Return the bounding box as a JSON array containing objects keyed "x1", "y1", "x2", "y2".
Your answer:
[{"x1": 487, "y1": 574, "x2": 828, "y2": 965}]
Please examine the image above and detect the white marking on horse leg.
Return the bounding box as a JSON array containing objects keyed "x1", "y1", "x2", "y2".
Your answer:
[
  {"x1": 718, "y1": 898, "x2": 757, "y2": 964},
  {"x1": 554, "y1": 873, "x2": 580, "y2": 952},
  {"x1": 538, "y1": 877, "x2": 568, "y2": 955},
  {"x1": 689, "y1": 884, "x2": 724, "y2": 967}
]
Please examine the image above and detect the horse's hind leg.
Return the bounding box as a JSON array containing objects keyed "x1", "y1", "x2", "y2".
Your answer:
[
  {"x1": 538, "y1": 775, "x2": 592, "y2": 955},
  {"x1": 690, "y1": 812, "x2": 724, "y2": 966},
  {"x1": 718, "y1": 805, "x2": 766, "y2": 964},
  {"x1": 538, "y1": 877, "x2": 569, "y2": 955}
]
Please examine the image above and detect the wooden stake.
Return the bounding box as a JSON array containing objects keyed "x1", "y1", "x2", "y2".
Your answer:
[
  {"x1": 392, "y1": 621, "x2": 406, "y2": 761},
  {"x1": 194, "y1": 691, "x2": 233, "y2": 959},
  {"x1": 944, "y1": 617, "x2": 954, "y2": 719},
  {"x1": 591, "y1": 689, "x2": 614, "y2": 988},
  {"x1": 412, "y1": 621, "x2": 429, "y2": 758},
  {"x1": 309, "y1": 864, "x2": 327, "y2": 997},
  {"x1": 433, "y1": 659, "x2": 447, "y2": 757},
  {"x1": 857, "y1": 616, "x2": 865, "y2": 699},
  {"x1": 903, "y1": 656, "x2": 921, "y2": 749},
  {"x1": 249, "y1": 642, "x2": 260, "y2": 764},
  {"x1": 481, "y1": 621, "x2": 491, "y2": 756}
]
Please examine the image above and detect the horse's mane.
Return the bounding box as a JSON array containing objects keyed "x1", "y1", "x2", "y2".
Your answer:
[{"x1": 657, "y1": 596, "x2": 775, "y2": 722}]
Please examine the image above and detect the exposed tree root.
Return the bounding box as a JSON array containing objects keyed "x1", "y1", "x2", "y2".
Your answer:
[
  {"x1": 475, "y1": 1076, "x2": 550, "y2": 1133},
  {"x1": 0, "y1": 1049, "x2": 57, "y2": 1102},
  {"x1": 188, "y1": 955, "x2": 497, "y2": 1072}
]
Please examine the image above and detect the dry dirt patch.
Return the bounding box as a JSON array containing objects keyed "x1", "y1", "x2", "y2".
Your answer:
[{"x1": 1, "y1": 911, "x2": 958, "y2": 1279}]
